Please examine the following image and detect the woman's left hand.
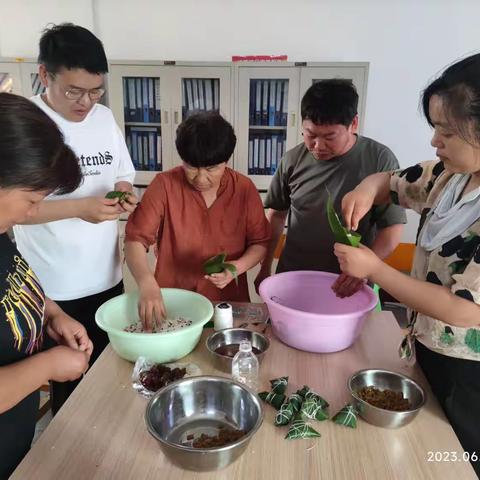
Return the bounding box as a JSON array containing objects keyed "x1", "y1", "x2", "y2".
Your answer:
[
  {"x1": 205, "y1": 262, "x2": 238, "y2": 290},
  {"x1": 47, "y1": 312, "x2": 93, "y2": 357},
  {"x1": 333, "y1": 243, "x2": 382, "y2": 280}
]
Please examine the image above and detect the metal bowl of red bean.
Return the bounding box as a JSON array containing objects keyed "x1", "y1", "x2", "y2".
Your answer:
[
  {"x1": 145, "y1": 375, "x2": 263, "y2": 471},
  {"x1": 348, "y1": 369, "x2": 426, "y2": 428}
]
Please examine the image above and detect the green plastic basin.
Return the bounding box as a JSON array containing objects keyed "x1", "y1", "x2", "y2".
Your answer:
[{"x1": 95, "y1": 288, "x2": 214, "y2": 362}]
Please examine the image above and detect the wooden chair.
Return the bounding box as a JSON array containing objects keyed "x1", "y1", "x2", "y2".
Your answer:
[{"x1": 38, "y1": 383, "x2": 51, "y2": 420}]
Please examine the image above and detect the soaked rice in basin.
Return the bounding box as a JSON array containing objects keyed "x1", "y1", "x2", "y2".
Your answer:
[{"x1": 124, "y1": 316, "x2": 193, "y2": 333}]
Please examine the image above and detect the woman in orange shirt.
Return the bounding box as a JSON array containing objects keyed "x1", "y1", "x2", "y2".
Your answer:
[{"x1": 125, "y1": 112, "x2": 271, "y2": 329}]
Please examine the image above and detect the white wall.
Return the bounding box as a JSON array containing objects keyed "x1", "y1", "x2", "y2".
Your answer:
[{"x1": 1, "y1": 0, "x2": 480, "y2": 241}]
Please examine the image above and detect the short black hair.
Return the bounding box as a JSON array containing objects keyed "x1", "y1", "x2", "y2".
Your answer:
[
  {"x1": 0, "y1": 93, "x2": 82, "y2": 194},
  {"x1": 175, "y1": 112, "x2": 237, "y2": 167},
  {"x1": 38, "y1": 23, "x2": 108, "y2": 74},
  {"x1": 422, "y1": 53, "x2": 480, "y2": 144},
  {"x1": 301, "y1": 79, "x2": 358, "y2": 127}
]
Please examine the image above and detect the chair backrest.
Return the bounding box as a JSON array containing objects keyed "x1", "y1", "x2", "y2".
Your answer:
[
  {"x1": 275, "y1": 234, "x2": 415, "y2": 274},
  {"x1": 384, "y1": 243, "x2": 415, "y2": 273}
]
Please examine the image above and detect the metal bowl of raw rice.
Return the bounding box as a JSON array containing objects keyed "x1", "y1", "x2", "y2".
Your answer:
[{"x1": 95, "y1": 288, "x2": 214, "y2": 362}]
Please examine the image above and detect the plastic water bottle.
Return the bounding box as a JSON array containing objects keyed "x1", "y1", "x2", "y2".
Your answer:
[{"x1": 231, "y1": 339, "x2": 259, "y2": 391}]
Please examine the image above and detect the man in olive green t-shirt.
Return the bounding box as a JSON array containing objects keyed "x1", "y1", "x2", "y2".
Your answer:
[{"x1": 255, "y1": 79, "x2": 406, "y2": 298}]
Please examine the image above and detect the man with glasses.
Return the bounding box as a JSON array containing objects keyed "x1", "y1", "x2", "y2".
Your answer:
[
  {"x1": 14, "y1": 23, "x2": 136, "y2": 414},
  {"x1": 255, "y1": 79, "x2": 406, "y2": 298}
]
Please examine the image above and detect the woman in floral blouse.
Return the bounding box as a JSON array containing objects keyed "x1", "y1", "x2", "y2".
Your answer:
[{"x1": 335, "y1": 53, "x2": 480, "y2": 475}]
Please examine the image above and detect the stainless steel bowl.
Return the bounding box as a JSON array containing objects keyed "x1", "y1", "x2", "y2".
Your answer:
[
  {"x1": 348, "y1": 368, "x2": 426, "y2": 429},
  {"x1": 206, "y1": 328, "x2": 270, "y2": 373},
  {"x1": 145, "y1": 375, "x2": 263, "y2": 471}
]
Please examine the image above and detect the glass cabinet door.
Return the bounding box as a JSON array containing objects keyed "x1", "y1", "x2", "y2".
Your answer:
[
  {"x1": 236, "y1": 67, "x2": 299, "y2": 189},
  {"x1": 170, "y1": 66, "x2": 231, "y2": 166},
  {"x1": 298, "y1": 65, "x2": 368, "y2": 141},
  {"x1": 0, "y1": 62, "x2": 22, "y2": 94},
  {"x1": 109, "y1": 65, "x2": 171, "y2": 184}
]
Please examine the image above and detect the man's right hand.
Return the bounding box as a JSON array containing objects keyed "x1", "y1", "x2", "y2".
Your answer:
[
  {"x1": 254, "y1": 267, "x2": 271, "y2": 295},
  {"x1": 78, "y1": 197, "x2": 124, "y2": 224},
  {"x1": 138, "y1": 277, "x2": 167, "y2": 331},
  {"x1": 45, "y1": 346, "x2": 90, "y2": 382}
]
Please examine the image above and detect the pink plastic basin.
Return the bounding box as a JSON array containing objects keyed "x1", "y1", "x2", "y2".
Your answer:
[{"x1": 259, "y1": 271, "x2": 377, "y2": 353}]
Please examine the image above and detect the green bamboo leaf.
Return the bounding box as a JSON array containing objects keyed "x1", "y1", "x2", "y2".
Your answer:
[
  {"x1": 105, "y1": 190, "x2": 131, "y2": 202},
  {"x1": 326, "y1": 191, "x2": 361, "y2": 247},
  {"x1": 203, "y1": 254, "x2": 238, "y2": 287},
  {"x1": 223, "y1": 263, "x2": 238, "y2": 285},
  {"x1": 203, "y1": 253, "x2": 227, "y2": 275}
]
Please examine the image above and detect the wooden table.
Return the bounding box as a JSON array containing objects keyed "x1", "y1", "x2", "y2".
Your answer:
[{"x1": 12, "y1": 311, "x2": 476, "y2": 479}]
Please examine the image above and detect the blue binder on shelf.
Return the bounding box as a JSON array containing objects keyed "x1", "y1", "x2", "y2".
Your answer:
[
  {"x1": 181, "y1": 79, "x2": 187, "y2": 117},
  {"x1": 248, "y1": 139, "x2": 254, "y2": 175},
  {"x1": 154, "y1": 78, "x2": 161, "y2": 123},
  {"x1": 268, "y1": 81, "x2": 276, "y2": 126},
  {"x1": 122, "y1": 78, "x2": 129, "y2": 121},
  {"x1": 192, "y1": 79, "x2": 199, "y2": 110},
  {"x1": 213, "y1": 80, "x2": 219, "y2": 111},
  {"x1": 198, "y1": 79, "x2": 205, "y2": 110},
  {"x1": 259, "y1": 136, "x2": 266, "y2": 175},
  {"x1": 266, "y1": 137, "x2": 272, "y2": 175},
  {"x1": 271, "y1": 135, "x2": 278, "y2": 174},
  {"x1": 253, "y1": 136, "x2": 259, "y2": 174},
  {"x1": 281, "y1": 82, "x2": 289, "y2": 126},
  {"x1": 186, "y1": 79, "x2": 193, "y2": 115},
  {"x1": 142, "y1": 78, "x2": 149, "y2": 122},
  {"x1": 275, "y1": 80, "x2": 283, "y2": 125},
  {"x1": 143, "y1": 132, "x2": 148, "y2": 171},
  {"x1": 205, "y1": 79, "x2": 213, "y2": 111},
  {"x1": 249, "y1": 80, "x2": 255, "y2": 125},
  {"x1": 136, "y1": 132, "x2": 143, "y2": 170},
  {"x1": 147, "y1": 131, "x2": 154, "y2": 171},
  {"x1": 148, "y1": 78, "x2": 156, "y2": 122},
  {"x1": 157, "y1": 133, "x2": 162, "y2": 170},
  {"x1": 254, "y1": 80, "x2": 262, "y2": 125},
  {"x1": 262, "y1": 80, "x2": 269, "y2": 125},
  {"x1": 128, "y1": 78, "x2": 136, "y2": 122},
  {"x1": 131, "y1": 130, "x2": 139, "y2": 169},
  {"x1": 135, "y1": 78, "x2": 142, "y2": 122}
]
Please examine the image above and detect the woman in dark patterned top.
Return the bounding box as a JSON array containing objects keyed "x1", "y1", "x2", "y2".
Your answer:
[
  {"x1": 0, "y1": 93, "x2": 93, "y2": 478},
  {"x1": 335, "y1": 54, "x2": 480, "y2": 475}
]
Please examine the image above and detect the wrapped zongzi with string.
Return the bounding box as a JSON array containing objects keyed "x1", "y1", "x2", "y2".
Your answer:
[
  {"x1": 332, "y1": 404, "x2": 358, "y2": 428},
  {"x1": 285, "y1": 414, "x2": 321, "y2": 440},
  {"x1": 301, "y1": 398, "x2": 329, "y2": 421},
  {"x1": 259, "y1": 391, "x2": 286, "y2": 410},
  {"x1": 275, "y1": 402, "x2": 295, "y2": 426},
  {"x1": 270, "y1": 376, "x2": 289, "y2": 395},
  {"x1": 297, "y1": 385, "x2": 329, "y2": 408}
]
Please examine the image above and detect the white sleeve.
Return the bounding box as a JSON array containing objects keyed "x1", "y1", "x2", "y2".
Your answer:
[{"x1": 114, "y1": 122, "x2": 136, "y2": 184}]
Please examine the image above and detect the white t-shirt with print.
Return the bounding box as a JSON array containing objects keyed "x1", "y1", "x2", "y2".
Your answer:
[{"x1": 14, "y1": 95, "x2": 135, "y2": 301}]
